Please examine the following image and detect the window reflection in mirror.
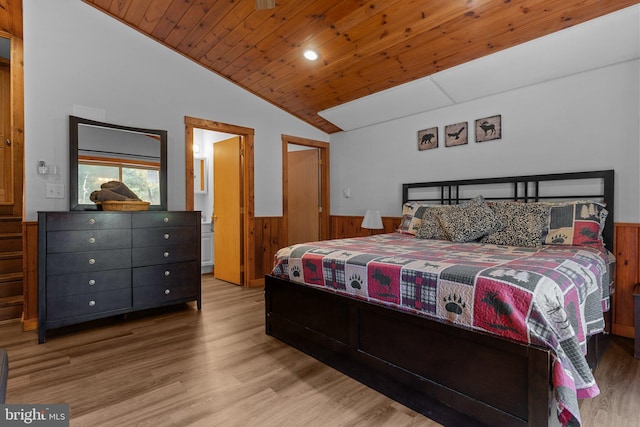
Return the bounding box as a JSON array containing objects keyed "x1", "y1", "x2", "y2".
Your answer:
[{"x1": 77, "y1": 160, "x2": 160, "y2": 205}]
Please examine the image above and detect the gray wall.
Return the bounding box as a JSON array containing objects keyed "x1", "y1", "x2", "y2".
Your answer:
[
  {"x1": 22, "y1": 0, "x2": 328, "y2": 220},
  {"x1": 330, "y1": 59, "x2": 640, "y2": 222}
]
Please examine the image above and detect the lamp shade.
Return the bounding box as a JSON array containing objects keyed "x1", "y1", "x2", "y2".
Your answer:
[{"x1": 361, "y1": 210, "x2": 383, "y2": 229}]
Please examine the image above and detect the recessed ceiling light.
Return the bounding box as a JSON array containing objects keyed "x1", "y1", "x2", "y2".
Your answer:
[{"x1": 303, "y1": 50, "x2": 319, "y2": 61}]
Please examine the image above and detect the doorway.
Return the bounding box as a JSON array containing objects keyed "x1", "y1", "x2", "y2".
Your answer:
[
  {"x1": 185, "y1": 117, "x2": 255, "y2": 287},
  {"x1": 287, "y1": 146, "x2": 320, "y2": 244},
  {"x1": 192, "y1": 130, "x2": 240, "y2": 282},
  {"x1": 282, "y1": 135, "x2": 330, "y2": 245},
  {"x1": 0, "y1": 3, "x2": 27, "y2": 327},
  {"x1": 0, "y1": 32, "x2": 24, "y2": 217}
]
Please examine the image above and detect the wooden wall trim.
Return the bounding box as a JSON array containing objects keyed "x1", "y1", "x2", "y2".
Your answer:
[
  {"x1": 184, "y1": 116, "x2": 256, "y2": 287},
  {"x1": 10, "y1": 35, "x2": 24, "y2": 217},
  {"x1": 613, "y1": 223, "x2": 640, "y2": 338}
]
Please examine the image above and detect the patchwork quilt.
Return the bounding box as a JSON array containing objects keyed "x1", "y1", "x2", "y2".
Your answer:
[{"x1": 271, "y1": 232, "x2": 614, "y2": 427}]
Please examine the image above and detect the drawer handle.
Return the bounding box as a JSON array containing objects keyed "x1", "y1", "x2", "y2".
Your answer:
[
  {"x1": 88, "y1": 279, "x2": 96, "y2": 286},
  {"x1": 163, "y1": 252, "x2": 169, "y2": 258},
  {"x1": 89, "y1": 237, "x2": 96, "y2": 244},
  {"x1": 164, "y1": 270, "x2": 170, "y2": 277},
  {"x1": 164, "y1": 289, "x2": 171, "y2": 295},
  {"x1": 163, "y1": 217, "x2": 169, "y2": 223},
  {"x1": 89, "y1": 218, "x2": 96, "y2": 225},
  {"x1": 88, "y1": 300, "x2": 96, "y2": 307},
  {"x1": 164, "y1": 233, "x2": 170, "y2": 240},
  {"x1": 88, "y1": 258, "x2": 96, "y2": 265}
]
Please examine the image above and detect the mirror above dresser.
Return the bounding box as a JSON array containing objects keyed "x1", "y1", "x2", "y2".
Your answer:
[{"x1": 69, "y1": 115, "x2": 168, "y2": 211}]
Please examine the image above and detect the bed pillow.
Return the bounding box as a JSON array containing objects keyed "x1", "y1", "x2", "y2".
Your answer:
[
  {"x1": 543, "y1": 200, "x2": 608, "y2": 248},
  {"x1": 436, "y1": 196, "x2": 504, "y2": 243},
  {"x1": 415, "y1": 205, "x2": 452, "y2": 240},
  {"x1": 480, "y1": 202, "x2": 551, "y2": 248},
  {"x1": 398, "y1": 201, "x2": 431, "y2": 235}
]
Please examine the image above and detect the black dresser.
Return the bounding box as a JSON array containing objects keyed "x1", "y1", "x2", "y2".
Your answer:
[{"x1": 38, "y1": 211, "x2": 201, "y2": 343}]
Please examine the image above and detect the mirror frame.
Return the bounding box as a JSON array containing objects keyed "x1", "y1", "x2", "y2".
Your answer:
[{"x1": 69, "y1": 115, "x2": 168, "y2": 211}]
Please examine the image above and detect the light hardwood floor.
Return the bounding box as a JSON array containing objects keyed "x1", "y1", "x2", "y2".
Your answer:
[{"x1": 0, "y1": 276, "x2": 638, "y2": 426}]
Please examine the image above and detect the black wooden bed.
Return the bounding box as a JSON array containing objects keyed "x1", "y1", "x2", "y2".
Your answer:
[{"x1": 265, "y1": 170, "x2": 614, "y2": 427}]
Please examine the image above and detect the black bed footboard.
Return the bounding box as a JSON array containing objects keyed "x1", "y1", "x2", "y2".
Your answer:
[{"x1": 265, "y1": 275, "x2": 554, "y2": 427}]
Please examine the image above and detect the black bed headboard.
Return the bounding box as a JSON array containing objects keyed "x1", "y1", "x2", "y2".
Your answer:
[{"x1": 402, "y1": 170, "x2": 615, "y2": 249}]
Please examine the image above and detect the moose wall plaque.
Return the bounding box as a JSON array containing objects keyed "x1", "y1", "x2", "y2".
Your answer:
[{"x1": 475, "y1": 115, "x2": 502, "y2": 142}]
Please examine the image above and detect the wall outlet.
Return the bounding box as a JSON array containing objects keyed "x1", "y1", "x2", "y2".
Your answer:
[{"x1": 46, "y1": 183, "x2": 65, "y2": 199}]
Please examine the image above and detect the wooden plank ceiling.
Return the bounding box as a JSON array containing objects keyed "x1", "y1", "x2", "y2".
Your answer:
[
  {"x1": 0, "y1": 0, "x2": 23, "y2": 38},
  {"x1": 83, "y1": 0, "x2": 638, "y2": 133}
]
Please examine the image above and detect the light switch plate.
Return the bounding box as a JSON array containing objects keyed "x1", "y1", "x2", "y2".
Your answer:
[{"x1": 46, "y1": 183, "x2": 65, "y2": 199}]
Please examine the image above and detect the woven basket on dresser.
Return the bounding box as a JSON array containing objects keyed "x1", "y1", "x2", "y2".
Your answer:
[{"x1": 97, "y1": 201, "x2": 151, "y2": 211}]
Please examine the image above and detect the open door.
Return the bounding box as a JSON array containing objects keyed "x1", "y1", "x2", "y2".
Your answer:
[{"x1": 213, "y1": 136, "x2": 242, "y2": 285}]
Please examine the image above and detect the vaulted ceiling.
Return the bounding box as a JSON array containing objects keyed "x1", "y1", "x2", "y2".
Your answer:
[{"x1": 83, "y1": 0, "x2": 638, "y2": 133}]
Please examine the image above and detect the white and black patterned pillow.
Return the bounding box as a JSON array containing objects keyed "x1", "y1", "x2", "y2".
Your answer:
[
  {"x1": 480, "y1": 202, "x2": 551, "y2": 248},
  {"x1": 415, "y1": 205, "x2": 452, "y2": 240},
  {"x1": 436, "y1": 196, "x2": 504, "y2": 243}
]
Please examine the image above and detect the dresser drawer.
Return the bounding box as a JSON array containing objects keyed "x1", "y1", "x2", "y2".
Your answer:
[
  {"x1": 46, "y1": 212, "x2": 131, "y2": 231},
  {"x1": 47, "y1": 229, "x2": 131, "y2": 253},
  {"x1": 132, "y1": 245, "x2": 197, "y2": 266},
  {"x1": 46, "y1": 249, "x2": 132, "y2": 275},
  {"x1": 132, "y1": 212, "x2": 198, "y2": 228},
  {"x1": 132, "y1": 227, "x2": 198, "y2": 248},
  {"x1": 132, "y1": 263, "x2": 199, "y2": 307},
  {"x1": 46, "y1": 289, "x2": 132, "y2": 321},
  {"x1": 132, "y1": 262, "x2": 199, "y2": 289},
  {"x1": 46, "y1": 269, "x2": 131, "y2": 298}
]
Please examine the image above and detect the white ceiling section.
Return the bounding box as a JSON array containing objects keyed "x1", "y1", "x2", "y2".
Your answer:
[
  {"x1": 317, "y1": 77, "x2": 454, "y2": 132},
  {"x1": 319, "y1": 5, "x2": 640, "y2": 132}
]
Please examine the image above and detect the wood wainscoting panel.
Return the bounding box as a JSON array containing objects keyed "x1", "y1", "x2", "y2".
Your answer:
[
  {"x1": 613, "y1": 223, "x2": 640, "y2": 338},
  {"x1": 254, "y1": 215, "x2": 400, "y2": 282},
  {"x1": 253, "y1": 217, "x2": 285, "y2": 284},
  {"x1": 330, "y1": 215, "x2": 400, "y2": 239}
]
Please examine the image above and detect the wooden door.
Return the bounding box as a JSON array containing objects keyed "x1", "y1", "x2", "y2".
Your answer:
[
  {"x1": 213, "y1": 136, "x2": 242, "y2": 285},
  {"x1": 0, "y1": 28, "x2": 23, "y2": 217},
  {"x1": 0, "y1": 58, "x2": 11, "y2": 204},
  {"x1": 287, "y1": 148, "x2": 319, "y2": 245}
]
